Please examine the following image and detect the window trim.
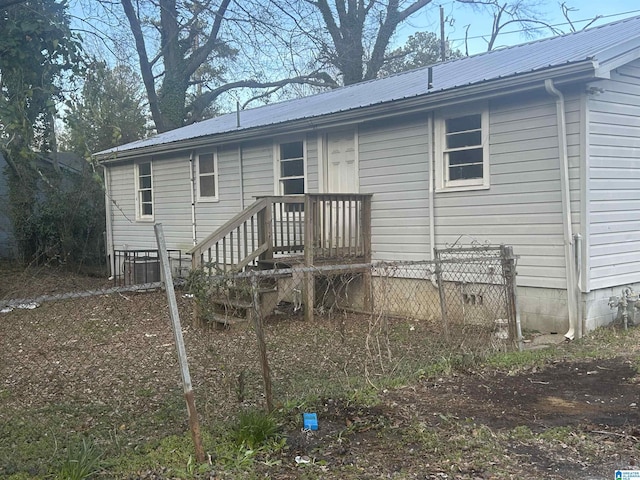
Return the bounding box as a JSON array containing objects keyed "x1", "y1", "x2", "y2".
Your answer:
[
  {"x1": 273, "y1": 138, "x2": 307, "y2": 197},
  {"x1": 134, "y1": 160, "x2": 154, "y2": 222},
  {"x1": 195, "y1": 150, "x2": 219, "y2": 203},
  {"x1": 435, "y1": 105, "x2": 490, "y2": 192}
]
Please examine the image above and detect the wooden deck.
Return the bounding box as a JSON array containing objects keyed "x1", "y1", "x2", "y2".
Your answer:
[
  {"x1": 187, "y1": 194, "x2": 372, "y2": 321},
  {"x1": 188, "y1": 194, "x2": 372, "y2": 272}
]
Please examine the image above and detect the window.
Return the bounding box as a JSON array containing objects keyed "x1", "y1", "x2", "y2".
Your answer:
[
  {"x1": 135, "y1": 161, "x2": 153, "y2": 220},
  {"x1": 197, "y1": 151, "x2": 218, "y2": 201},
  {"x1": 436, "y1": 108, "x2": 489, "y2": 191},
  {"x1": 277, "y1": 140, "x2": 305, "y2": 196}
]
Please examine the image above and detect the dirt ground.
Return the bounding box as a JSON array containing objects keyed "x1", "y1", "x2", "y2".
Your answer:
[{"x1": 1, "y1": 269, "x2": 639, "y2": 479}]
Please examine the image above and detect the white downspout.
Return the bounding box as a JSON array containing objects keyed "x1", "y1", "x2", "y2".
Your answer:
[
  {"x1": 103, "y1": 165, "x2": 114, "y2": 278},
  {"x1": 189, "y1": 151, "x2": 197, "y2": 246},
  {"x1": 428, "y1": 112, "x2": 436, "y2": 260},
  {"x1": 544, "y1": 79, "x2": 579, "y2": 340},
  {"x1": 239, "y1": 143, "x2": 245, "y2": 210}
]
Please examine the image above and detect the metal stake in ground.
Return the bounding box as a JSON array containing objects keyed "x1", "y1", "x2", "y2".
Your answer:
[{"x1": 154, "y1": 223, "x2": 205, "y2": 463}]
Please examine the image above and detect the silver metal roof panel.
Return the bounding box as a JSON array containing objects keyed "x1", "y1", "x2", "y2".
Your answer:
[{"x1": 99, "y1": 15, "x2": 640, "y2": 156}]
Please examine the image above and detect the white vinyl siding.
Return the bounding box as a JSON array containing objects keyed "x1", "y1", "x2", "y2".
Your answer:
[
  {"x1": 359, "y1": 114, "x2": 430, "y2": 261},
  {"x1": 242, "y1": 140, "x2": 275, "y2": 206},
  {"x1": 110, "y1": 154, "x2": 192, "y2": 252},
  {"x1": 587, "y1": 59, "x2": 640, "y2": 290},
  {"x1": 195, "y1": 145, "x2": 242, "y2": 239},
  {"x1": 433, "y1": 91, "x2": 583, "y2": 290}
]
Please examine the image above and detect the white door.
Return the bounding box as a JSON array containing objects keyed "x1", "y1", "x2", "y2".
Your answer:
[
  {"x1": 323, "y1": 130, "x2": 359, "y2": 253},
  {"x1": 326, "y1": 130, "x2": 358, "y2": 193}
]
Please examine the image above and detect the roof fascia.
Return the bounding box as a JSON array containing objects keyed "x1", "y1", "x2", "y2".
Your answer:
[
  {"x1": 593, "y1": 37, "x2": 640, "y2": 78},
  {"x1": 97, "y1": 60, "x2": 597, "y2": 164}
]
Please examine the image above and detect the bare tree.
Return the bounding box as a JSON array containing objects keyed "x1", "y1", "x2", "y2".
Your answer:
[
  {"x1": 457, "y1": 0, "x2": 561, "y2": 51},
  {"x1": 560, "y1": 2, "x2": 601, "y2": 33},
  {"x1": 278, "y1": 0, "x2": 435, "y2": 85},
  {"x1": 115, "y1": 0, "x2": 336, "y2": 132}
]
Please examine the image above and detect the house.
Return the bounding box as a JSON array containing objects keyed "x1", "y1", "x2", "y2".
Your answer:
[
  {"x1": 0, "y1": 153, "x2": 15, "y2": 259},
  {"x1": 96, "y1": 15, "x2": 640, "y2": 338},
  {"x1": 0, "y1": 152, "x2": 87, "y2": 260}
]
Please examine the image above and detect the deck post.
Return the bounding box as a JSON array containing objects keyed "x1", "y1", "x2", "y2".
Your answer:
[
  {"x1": 258, "y1": 200, "x2": 274, "y2": 262},
  {"x1": 304, "y1": 195, "x2": 315, "y2": 322},
  {"x1": 361, "y1": 195, "x2": 373, "y2": 312}
]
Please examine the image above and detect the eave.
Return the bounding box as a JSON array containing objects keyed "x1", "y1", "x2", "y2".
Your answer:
[{"x1": 97, "y1": 59, "x2": 598, "y2": 165}]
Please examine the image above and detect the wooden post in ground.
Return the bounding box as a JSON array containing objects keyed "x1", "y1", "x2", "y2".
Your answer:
[
  {"x1": 304, "y1": 195, "x2": 315, "y2": 322},
  {"x1": 361, "y1": 195, "x2": 373, "y2": 313},
  {"x1": 251, "y1": 272, "x2": 274, "y2": 412},
  {"x1": 154, "y1": 223, "x2": 205, "y2": 463}
]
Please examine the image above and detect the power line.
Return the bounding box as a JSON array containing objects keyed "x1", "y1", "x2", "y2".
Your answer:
[{"x1": 448, "y1": 8, "x2": 640, "y2": 44}]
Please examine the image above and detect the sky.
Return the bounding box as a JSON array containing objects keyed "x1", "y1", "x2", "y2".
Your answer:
[{"x1": 397, "y1": 0, "x2": 640, "y2": 56}]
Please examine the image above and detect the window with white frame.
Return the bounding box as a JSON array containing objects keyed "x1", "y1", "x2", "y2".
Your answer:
[
  {"x1": 436, "y1": 108, "x2": 489, "y2": 191},
  {"x1": 197, "y1": 151, "x2": 218, "y2": 201},
  {"x1": 135, "y1": 161, "x2": 153, "y2": 220},
  {"x1": 277, "y1": 140, "x2": 305, "y2": 196}
]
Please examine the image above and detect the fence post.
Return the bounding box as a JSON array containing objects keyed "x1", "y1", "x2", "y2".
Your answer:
[
  {"x1": 154, "y1": 223, "x2": 205, "y2": 463},
  {"x1": 304, "y1": 195, "x2": 315, "y2": 322},
  {"x1": 501, "y1": 245, "x2": 523, "y2": 351},
  {"x1": 361, "y1": 195, "x2": 373, "y2": 313},
  {"x1": 434, "y1": 251, "x2": 449, "y2": 337},
  {"x1": 251, "y1": 272, "x2": 274, "y2": 412}
]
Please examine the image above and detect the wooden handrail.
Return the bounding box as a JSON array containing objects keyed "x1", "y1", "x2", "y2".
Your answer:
[
  {"x1": 188, "y1": 197, "x2": 268, "y2": 257},
  {"x1": 190, "y1": 194, "x2": 372, "y2": 272}
]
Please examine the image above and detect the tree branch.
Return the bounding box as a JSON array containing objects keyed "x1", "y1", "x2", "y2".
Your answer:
[
  {"x1": 187, "y1": 73, "x2": 337, "y2": 123},
  {"x1": 120, "y1": 0, "x2": 164, "y2": 131}
]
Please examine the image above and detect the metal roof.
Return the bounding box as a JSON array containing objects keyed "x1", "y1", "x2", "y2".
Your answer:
[{"x1": 99, "y1": 15, "x2": 640, "y2": 157}]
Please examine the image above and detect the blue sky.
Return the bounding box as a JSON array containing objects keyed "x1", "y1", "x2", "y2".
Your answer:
[{"x1": 398, "y1": 0, "x2": 640, "y2": 55}]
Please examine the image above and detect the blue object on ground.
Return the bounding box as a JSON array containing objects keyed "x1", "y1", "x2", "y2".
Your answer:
[{"x1": 303, "y1": 412, "x2": 318, "y2": 430}]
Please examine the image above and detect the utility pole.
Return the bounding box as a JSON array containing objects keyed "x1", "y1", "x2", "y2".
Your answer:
[{"x1": 440, "y1": 5, "x2": 446, "y2": 62}]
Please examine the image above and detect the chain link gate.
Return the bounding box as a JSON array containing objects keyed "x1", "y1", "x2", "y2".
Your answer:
[{"x1": 434, "y1": 244, "x2": 521, "y2": 350}]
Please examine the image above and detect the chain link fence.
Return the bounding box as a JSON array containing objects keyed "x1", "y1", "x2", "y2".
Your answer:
[
  {"x1": 190, "y1": 244, "x2": 520, "y2": 349},
  {"x1": 1, "y1": 243, "x2": 519, "y2": 439}
]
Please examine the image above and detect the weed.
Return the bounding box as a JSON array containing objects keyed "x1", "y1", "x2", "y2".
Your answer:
[
  {"x1": 54, "y1": 439, "x2": 102, "y2": 480},
  {"x1": 510, "y1": 425, "x2": 534, "y2": 440},
  {"x1": 231, "y1": 409, "x2": 280, "y2": 449}
]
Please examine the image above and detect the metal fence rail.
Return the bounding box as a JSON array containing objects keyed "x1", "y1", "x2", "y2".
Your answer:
[{"x1": 189, "y1": 244, "x2": 521, "y2": 353}]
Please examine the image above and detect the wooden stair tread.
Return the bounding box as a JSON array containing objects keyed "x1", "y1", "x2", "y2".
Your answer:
[
  {"x1": 210, "y1": 312, "x2": 248, "y2": 326},
  {"x1": 210, "y1": 298, "x2": 253, "y2": 310}
]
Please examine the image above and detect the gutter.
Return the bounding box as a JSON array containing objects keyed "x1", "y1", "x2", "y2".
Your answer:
[
  {"x1": 96, "y1": 61, "x2": 598, "y2": 164},
  {"x1": 544, "y1": 79, "x2": 580, "y2": 340}
]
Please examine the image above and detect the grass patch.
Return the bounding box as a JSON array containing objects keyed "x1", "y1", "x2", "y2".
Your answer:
[
  {"x1": 231, "y1": 409, "x2": 281, "y2": 449},
  {"x1": 54, "y1": 439, "x2": 102, "y2": 480}
]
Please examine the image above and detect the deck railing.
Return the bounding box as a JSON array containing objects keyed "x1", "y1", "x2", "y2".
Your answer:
[{"x1": 188, "y1": 194, "x2": 372, "y2": 272}]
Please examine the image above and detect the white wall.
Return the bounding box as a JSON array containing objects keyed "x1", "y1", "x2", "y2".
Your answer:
[{"x1": 587, "y1": 59, "x2": 640, "y2": 290}]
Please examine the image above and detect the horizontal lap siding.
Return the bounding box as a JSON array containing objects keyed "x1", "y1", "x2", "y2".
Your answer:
[
  {"x1": 195, "y1": 145, "x2": 241, "y2": 243},
  {"x1": 153, "y1": 154, "x2": 192, "y2": 251},
  {"x1": 588, "y1": 59, "x2": 640, "y2": 289},
  {"x1": 242, "y1": 140, "x2": 273, "y2": 205},
  {"x1": 359, "y1": 115, "x2": 430, "y2": 261},
  {"x1": 305, "y1": 133, "x2": 319, "y2": 193},
  {"x1": 109, "y1": 161, "x2": 156, "y2": 251},
  {"x1": 433, "y1": 92, "x2": 581, "y2": 289},
  {"x1": 109, "y1": 154, "x2": 193, "y2": 253}
]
